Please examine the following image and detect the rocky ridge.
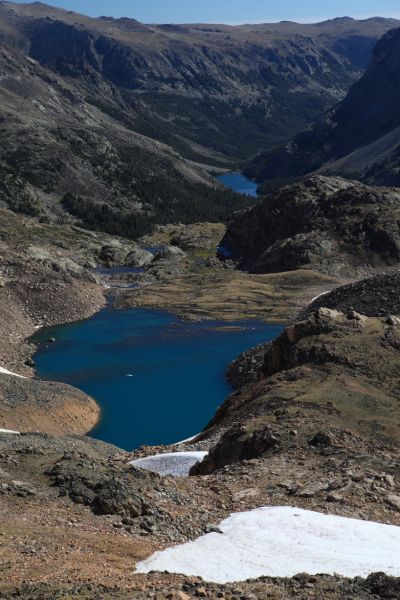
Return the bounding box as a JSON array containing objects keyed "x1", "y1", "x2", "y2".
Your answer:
[
  {"x1": 220, "y1": 175, "x2": 400, "y2": 276},
  {"x1": 194, "y1": 272, "x2": 400, "y2": 475}
]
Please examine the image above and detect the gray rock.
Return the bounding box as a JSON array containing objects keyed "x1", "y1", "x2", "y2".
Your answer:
[
  {"x1": 156, "y1": 245, "x2": 187, "y2": 260},
  {"x1": 387, "y1": 315, "x2": 400, "y2": 327},
  {"x1": 204, "y1": 523, "x2": 222, "y2": 534},
  {"x1": 386, "y1": 494, "x2": 400, "y2": 511},
  {"x1": 327, "y1": 492, "x2": 343, "y2": 503},
  {"x1": 125, "y1": 247, "x2": 154, "y2": 268},
  {"x1": 347, "y1": 310, "x2": 368, "y2": 325}
]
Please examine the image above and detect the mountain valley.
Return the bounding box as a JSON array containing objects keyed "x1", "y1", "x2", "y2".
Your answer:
[
  {"x1": 0, "y1": 2, "x2": 398, "y2": 234},
  {"x1": 247, "y1": 25, "x2": 400, "y2": 190},
  {"x1": 0, "y1": 2, "x2": 400, "y2": 598}
]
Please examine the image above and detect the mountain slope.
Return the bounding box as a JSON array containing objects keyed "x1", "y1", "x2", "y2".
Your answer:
[
  {"x1": 246, "y1": 26, "x2": 400, "y2": 188},
  {"x1": 1, "y1": 3, "x2": 397, "y2": 161},
  {"x1": 0, "y1": 38, "x2": 247, "y2": 237},
  {"x1": 0, "y1": 2, "x2": 398, "y2": 234}
]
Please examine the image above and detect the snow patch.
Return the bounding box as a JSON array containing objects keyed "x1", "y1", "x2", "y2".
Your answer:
[
  {"x1": 136, "y1": 506, "x2": 400, "y2": 583},
  {"x1": 173, "y1": 433, "x2": 200, "y2": 446},
  {"x1": 0, "y1": 366, "x2": 26, "y2": 379},
  {"x1": 130, "y1": 451, "x2": 207, "y2": 477},
  {"x1": 310, "y1": 290, "x2": 331, "y2": 304},
  {"x1": 0, "y1": 428, "x2": 20, "y2": 434}
]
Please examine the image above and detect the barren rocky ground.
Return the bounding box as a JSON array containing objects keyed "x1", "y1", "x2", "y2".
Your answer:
[
  {"x1": 0, "y1": 206, "x2": 156, "y2": 434},
  {"x1": 0, "y1": 208, "x2": 400, "y2": 597}
]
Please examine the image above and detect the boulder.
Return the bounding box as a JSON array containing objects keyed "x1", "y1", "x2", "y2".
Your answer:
[
  {"x1": 125, "y1": 247, "x2": 154, "y2": 267},
  {"x1": 156, "y1": 245, "x2": 187, "y2": 260},
  {"x1": 386, "y1": 494, "x2": 400, "y2": 511},
  {"x1": 99, "y1": 244, "x2": 127, "y2": 266}
]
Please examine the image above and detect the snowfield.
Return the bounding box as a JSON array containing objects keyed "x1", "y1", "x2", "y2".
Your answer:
[
  {"x1": 130, "y1": 451, "x2": 207, "y2": 477},
  {"x1": 136, "y1": 506, "x2": 400, "y2": 583},
  {"x1": 0, "y1": 366, "x2": 26, "y2": 378}
]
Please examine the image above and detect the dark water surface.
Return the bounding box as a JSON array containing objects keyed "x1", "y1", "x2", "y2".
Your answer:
[
  {"x1": 34, "y1": 308, "x2": 281, "y2": 450},
  {"x1": 217, "y1": 172, "x2": 258, "y2": 196}
]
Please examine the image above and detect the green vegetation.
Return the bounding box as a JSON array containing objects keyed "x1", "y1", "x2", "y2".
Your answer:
[
  {"x1": 0, "y1": 161, "x2": 45, "y2": 218},
  {"x1": 63, "y1": 170, "x2": 254, "y2": 239},
  {"x1": 132, "y1": 91, "x2": 330, "y2": 164}
]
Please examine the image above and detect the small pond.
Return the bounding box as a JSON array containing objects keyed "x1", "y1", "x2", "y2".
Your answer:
[{"x1": 217, "y1": 172, "x2": 258, "y2": 196}]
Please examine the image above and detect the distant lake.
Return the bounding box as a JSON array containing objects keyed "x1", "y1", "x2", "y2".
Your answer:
[
  {"x1": 217, "y1": 172, "x2": 258, "y2": 196},
  {"x1": 33, "y1": 308, "x2": 281, "y2": 451}
]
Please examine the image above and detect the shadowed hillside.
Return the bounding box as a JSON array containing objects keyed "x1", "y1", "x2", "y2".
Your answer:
[
  {"x1": 0, "y1": 2, "x2": 398, "y2": 234},
  {"x1": 246, "y1": 26, "x2": 400, "y2": 189}
]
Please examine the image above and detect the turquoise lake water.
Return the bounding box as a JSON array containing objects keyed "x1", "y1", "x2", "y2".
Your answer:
[
  {"x1": 34, "y1": 308, "x2": 281, "y2": 450},
  {"x1": 217, "y1": 172, "x2": 258, "y2": 196}
]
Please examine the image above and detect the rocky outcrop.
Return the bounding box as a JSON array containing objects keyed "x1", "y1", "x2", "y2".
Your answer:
[
  {"x1": 191, "y1": 421, "x2": 281, "y2": 474},
  {"x1": 99, "y1": 244, "x2": 154, "y2": 267},
  {"x1": 48, "y1": 454, "x2": 156, "y2": 519},
  {"x1": 220, "y1": 176, "x2": 400, "y2": 276},
  {"x1": 192, "y1": 293, "x2": 400, "y2": 474},
  {"x1": 227, "y1": 342, "x2": 271, "y2": 388},
  {"x1": 301, "y1": 272, "x2": 400, "y2": 319}
]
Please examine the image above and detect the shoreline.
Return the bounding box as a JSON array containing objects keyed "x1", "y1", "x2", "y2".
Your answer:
[
  {"x1": 0, "y1": 218, "x2": 349, "y2": 442},
  {"x1": 4, "y1": 219, "x2": 344, "y2": 442},
  {"x1": 33, "y1": 300, "x2": 281, "y2": 451}
]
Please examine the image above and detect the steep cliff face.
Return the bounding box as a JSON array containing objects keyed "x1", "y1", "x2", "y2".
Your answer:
[
  {"x1": 247, "y1": 26, "x2": 400, "y2": 188},
  {"x1": 220, "y1": 176, "x2": 400, "y2": 276}
]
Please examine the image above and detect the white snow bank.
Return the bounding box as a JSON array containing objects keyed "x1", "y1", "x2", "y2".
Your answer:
[
  {"x1": 0, "y1": 366, "x2": 26, "y2": 379},
  {"x1": 130, "y1": 451, "x2": 207, "y2": 477},
  {"x1": 173, "y1": 433, "x2": 200, "y2": 446},
  {"x1": 310, "y1": 290, "x2": 331, "y2": 304},
  {"x1": 136, "y1": 506, "x2": 400, "y2": 583},
  {"x1": 0, "y1": 428, "x2": 20, "y2": 434}
]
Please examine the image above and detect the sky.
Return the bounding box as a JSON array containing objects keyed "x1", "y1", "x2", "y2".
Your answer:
[{"x1": 9, "y1": 0, "x2": 400, "y2": 24}]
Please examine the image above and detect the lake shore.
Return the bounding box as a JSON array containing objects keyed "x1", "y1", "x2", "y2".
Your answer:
[
  {"x1": 33, "y1": 307, "x2": 282, "y2": 450},
  {"x1": 2, "y1": 218, "x2": 400, "y2": 597},
  {"x1": 0, "y1": 214, "x2": 339, "y2": 438},
  {"x1": 120, "y1": 222, "x2": 341, "y2": 323}
]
